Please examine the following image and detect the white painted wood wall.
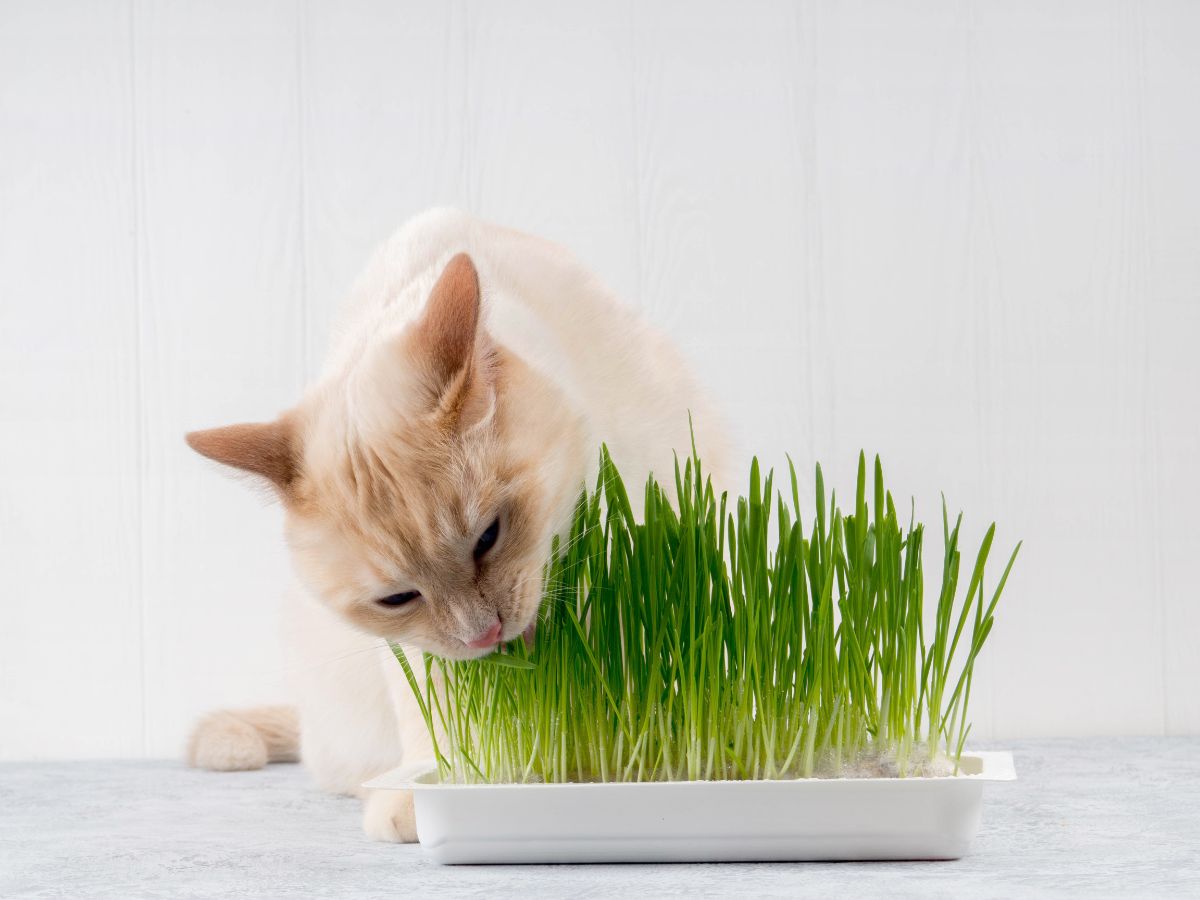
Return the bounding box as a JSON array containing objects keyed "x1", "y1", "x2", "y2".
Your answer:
[{"x1": 1, "y1": 0, "x2": 1197, "y2": 759}]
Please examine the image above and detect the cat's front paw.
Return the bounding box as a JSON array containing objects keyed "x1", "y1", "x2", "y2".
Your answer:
[{"x1": 362, "y1": 789, "x2": 418, "y2": 843}]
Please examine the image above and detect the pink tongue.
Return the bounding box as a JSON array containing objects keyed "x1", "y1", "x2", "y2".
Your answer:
[{"x1": 522, "y1": 621, "x2": 537, "y2": 650}]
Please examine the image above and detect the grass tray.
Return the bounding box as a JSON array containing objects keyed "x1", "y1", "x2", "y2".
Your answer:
[
  {"x1": 367, "y1": 751, "x2": 1015, "y2": 863},
  {"x1": 382, "y1": 442, "x2": 1020, "y2": 863}
]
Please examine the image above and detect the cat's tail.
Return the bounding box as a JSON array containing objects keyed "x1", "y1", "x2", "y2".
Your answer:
[{"x1": 186, "y1": 705, "x2": 300, "y2": 771}]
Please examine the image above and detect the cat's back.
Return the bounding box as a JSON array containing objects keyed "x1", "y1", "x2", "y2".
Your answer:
[
  {"x1": 323, "y1": 208, "x2": 729, "y2": 491},
  {"x1": 323, "y1": 209, "x2": 581, "y2": 369},
  {"x1": 324, "y1": 208, "x2": 646, "y2": 392}
]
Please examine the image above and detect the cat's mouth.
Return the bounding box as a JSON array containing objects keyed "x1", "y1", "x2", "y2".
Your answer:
[
  {"x1": 450, "y1": 616, "x2": 537, "y2": 659},
  {"x1": 443, "y1": 575, "x2": 543, "y2": 659}
]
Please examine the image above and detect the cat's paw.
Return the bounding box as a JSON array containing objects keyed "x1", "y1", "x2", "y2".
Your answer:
[
  {"x1": 362, "y1": 789, "x2": 418, "y2": 843},
  {"x1": 187, "y1": 711, "x2": 268, "y2": 771}
]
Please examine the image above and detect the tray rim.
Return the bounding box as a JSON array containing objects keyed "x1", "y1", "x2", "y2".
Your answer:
[{"x1": 364, "y1": 749, "x2": 1015, "y2": 791}]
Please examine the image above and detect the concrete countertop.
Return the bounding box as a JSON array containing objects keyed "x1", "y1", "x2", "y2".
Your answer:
[{"x1": 2, "y1": 737, "x2": 1197, "y2": 898}]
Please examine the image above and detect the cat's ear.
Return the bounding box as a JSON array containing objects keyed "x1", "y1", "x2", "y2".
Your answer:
[
  {"x1": 410, "y1": 253, "x2": 495, "y2": 429},
  {"x1": 185, "y1": 418, "x2": 300, "y2": 496},
  {"x1": 413, "y1": 253, "x2": 482, "y2": 385}
]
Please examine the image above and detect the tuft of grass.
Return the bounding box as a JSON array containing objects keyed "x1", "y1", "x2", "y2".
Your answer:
[{"x1": 393, "y1": 445, "x2": 1019, "y2": 784}]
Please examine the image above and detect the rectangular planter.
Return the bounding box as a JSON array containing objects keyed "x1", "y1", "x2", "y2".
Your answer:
[{"x1": 366, "y1": 750, "x2": 1015, "y2": 864}]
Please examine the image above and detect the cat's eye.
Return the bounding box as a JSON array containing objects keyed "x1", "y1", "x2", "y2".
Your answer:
[
  {"x1": 473, "y1": 517, "x2": 501, "y2": 561},
  {"x1": 378, "y1": 590, "x2": 421, "y2": 608}
]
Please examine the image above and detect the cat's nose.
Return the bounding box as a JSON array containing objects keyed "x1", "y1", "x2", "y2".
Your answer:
[{"x1": 466, "y1": 619, "x2": 503, "y2": 649}]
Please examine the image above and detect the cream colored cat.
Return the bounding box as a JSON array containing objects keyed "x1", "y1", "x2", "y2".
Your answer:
[{"x1": 185, "y1": 208, "x2": 728, "y2": 841}]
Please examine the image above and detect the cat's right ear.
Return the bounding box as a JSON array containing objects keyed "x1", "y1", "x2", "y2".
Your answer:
[
  {"x1": 412, "y1": 253, "x2": 483, "y2": 388},
  {"x1": 185, "y1": 418, "x2": 299, "y2": 497},
  {"x1": 408, "y1": 252, "x2": 495, "y2": 430}
]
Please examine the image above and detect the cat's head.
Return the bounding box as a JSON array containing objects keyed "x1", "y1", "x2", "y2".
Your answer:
[{"x1": 186, "y1": 254, "x2": 583, "y2": 659}]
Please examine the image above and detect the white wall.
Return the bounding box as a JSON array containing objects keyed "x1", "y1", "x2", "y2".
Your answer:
[{"x1": 1, "y1": 0, "x2": 1197, "y2": 759}]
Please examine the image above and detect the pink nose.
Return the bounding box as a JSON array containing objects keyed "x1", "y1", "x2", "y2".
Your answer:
[{"x1": 466, "y1": 620, "x2": 503, "y2": 649}]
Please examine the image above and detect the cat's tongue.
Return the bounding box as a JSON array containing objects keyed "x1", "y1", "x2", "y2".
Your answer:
[{"x1": 522, "y1": 621, "x2": 537, "y2": 650}]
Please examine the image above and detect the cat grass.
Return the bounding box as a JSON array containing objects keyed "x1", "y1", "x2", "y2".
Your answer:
[{"x1": 392, "y1": 444, "x2": 1019, "y2": 784}]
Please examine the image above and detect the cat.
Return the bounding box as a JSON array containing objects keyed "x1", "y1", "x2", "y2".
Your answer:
[{"x1": 184, "y1": 208, "x2": 729, "y2": 841}]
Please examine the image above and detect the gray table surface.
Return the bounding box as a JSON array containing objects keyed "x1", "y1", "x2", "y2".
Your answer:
[{"x1": 2, "y1": 737, "x2": 1197, "y2": 899}]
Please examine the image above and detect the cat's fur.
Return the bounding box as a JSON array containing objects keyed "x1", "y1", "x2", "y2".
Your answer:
[{"x1": 185, "y1": 209, "x2": 728, "y2": 841}]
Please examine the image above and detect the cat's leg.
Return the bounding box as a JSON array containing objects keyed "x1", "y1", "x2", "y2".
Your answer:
[
  {"x1": 283, "y1": 580, "x2": 404, "y2": 797},
  {"x1": 194, "y1": 578, "x2": 427, "y2": 842},
  {"x1": 285, "y1": 586, "x2": 427, "y2": 843},
  {"x1": 187, "y1": 705, "x2": 299, "y2": 771},
  {"x1": 385, "y1": 642, "x2": 440, "y2": 772},
  {"x1": 362, "y1": 784, "x2": 417, "y2": 843},
  {"x1": 361, "y1": 643, "x2": 442, "y2": 843}
]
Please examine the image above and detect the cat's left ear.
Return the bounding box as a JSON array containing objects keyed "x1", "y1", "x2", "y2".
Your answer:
[
  {"x1": 184, "y1": 417, "x2": 300, "y2": 498},
  {"x1": 409, "y1": 253, "x2": 495, "y2": 430}
]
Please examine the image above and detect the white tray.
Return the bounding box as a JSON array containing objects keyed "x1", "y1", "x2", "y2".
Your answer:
[{"x1": 366, "y1": 751, "x2": 1015, "y2": 864}]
